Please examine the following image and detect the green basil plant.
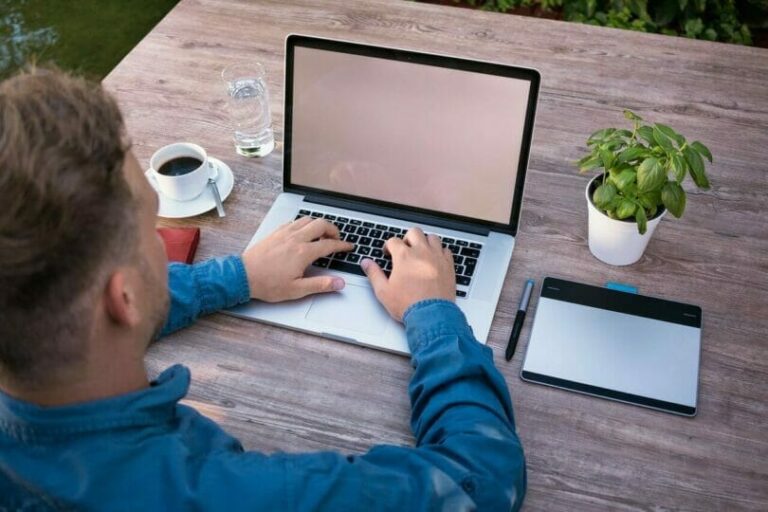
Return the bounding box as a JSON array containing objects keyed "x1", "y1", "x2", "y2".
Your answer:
[{"x1": 577, "y1": 109, "x2": 713, "y2": 234}]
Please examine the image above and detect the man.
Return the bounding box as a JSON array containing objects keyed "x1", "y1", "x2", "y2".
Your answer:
[{"x1": 0, "y1": 68, "x2": 525, "y2": 511}]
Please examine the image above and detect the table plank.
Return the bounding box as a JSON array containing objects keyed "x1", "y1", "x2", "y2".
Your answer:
[{"x1": 105, "y1": 0, "x2": 768, "y2": 510}]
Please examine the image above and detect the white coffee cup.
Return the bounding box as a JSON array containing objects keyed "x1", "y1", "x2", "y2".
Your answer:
[{"x1": 149, "y1": 143, "x2": 215, "y2": 201}]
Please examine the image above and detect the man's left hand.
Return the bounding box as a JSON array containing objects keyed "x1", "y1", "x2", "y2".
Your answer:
[{"x1": 242, "y1": 217, "x2": 354, "y2": 302}]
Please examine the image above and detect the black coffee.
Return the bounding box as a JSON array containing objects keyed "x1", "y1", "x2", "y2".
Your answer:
[{"x1": 158, "y1": 156, "x2": 203, "y2": 176}]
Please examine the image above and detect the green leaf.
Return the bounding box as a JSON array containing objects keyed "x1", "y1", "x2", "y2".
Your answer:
[
  {"x1": 691, "y1": 140, "x2": 713, "y2": 162},
  {"x1": 635, "y1": 206, "x2": 648, "y2": 235},
  {"x1": 617, "y1": 146, "x2": 647, "y2": 163},
  {"x1": 669, "y1": 153, "x2": 686, "y2": 182},
  {"x1": 577, "y1": 153, "x2": 602, "y2": 172},
  {"x1": 637, "y1": 126, "x2": 655, "y2": 145},
  {"x1": 593, "y1": 182, "x2": 617, "y2": 209},
  {"x1": 589, "y1": 128, "x2": 615, "y2": 143},
  {"x1": 639, "y1": 189, "x2": 662, "y2": 210},
  {"x1": 683, "y1": 146, "x2": 710, "y2": 189},
  {"x1": 623, "y1": 109, "x2": 643, "y2": 121},
  {"x1": 637, "y1": 157, "x2": 666, "y2": 193},
  {"x1": 614, "y1": 169, "x2": 636, "y2": 192},
  {"x1": 613, "y1": 129, "x2": 634, "y2": 139},
  {"x1": 653, "y1": 126, "x2": 675, "y2": 153},
  {"x1": 616, "y1": 199, "x2": 637, "y2": 219},
  {"x1": 655, "y1": 123, "x2": 685, "y2": 146},
  {"x1": 661, "y1": 181, "x2": 686, "y2": 217},
  {"x1": 600, "y1": 147, "x2": 615, "y2": 170}
]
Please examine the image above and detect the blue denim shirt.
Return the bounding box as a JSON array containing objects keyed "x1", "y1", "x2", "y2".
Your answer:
[{"x1": 0, "y1": 256, "x2": 526, "y2": 511}]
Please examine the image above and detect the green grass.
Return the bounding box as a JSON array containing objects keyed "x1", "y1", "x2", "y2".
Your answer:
[{"x1": 1, "y1": 0, "x2": 180, "y2": 80}]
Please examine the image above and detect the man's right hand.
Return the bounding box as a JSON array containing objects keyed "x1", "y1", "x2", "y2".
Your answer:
[{"x1": 361, "y1": 227, "x2": 455, "y2": 322}]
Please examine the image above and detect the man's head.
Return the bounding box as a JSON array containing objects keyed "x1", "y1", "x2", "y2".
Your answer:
[{"x1": 0, "y1": 67, "x2": 168, "y2": 391}]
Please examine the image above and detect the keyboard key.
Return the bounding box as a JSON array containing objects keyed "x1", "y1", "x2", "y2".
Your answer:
[
  {"x1": 375, "y1": 224, "x2": 388, "y2": 230},
  {"x1": 456, "y1": 240, "x2": 468, "y2": 247},
  {"x1": 464, "y1": 264, "x2": 476, "y2": 277},
  {"x1": 375, "y1": 258, "x2": 387, "y2": 267},
  {"x1": 312, "y1": 258, "x2": 330, "y2": 268},
  {"x1": 343, "y1": 224, "x2": 356, "y2": 233},
  {"x1": 299, "y1": 209, "x2": 310, "y2": 215},
  {"x1": 469, "y1": 242, "x2": 482, "y2": 249},
  {"x1": 372, "y1": 239, "x2": 385, "y2": 248},
  {"x1": 328, "y1": 259, "x2": 365, "y2": 276},
  {"x1": 347, "y1": 253, "x2": 361, "y2": 263},
  {"x1": 333, "y1": 221, "x2": 344, "y2": 229},
  {"x1": 453, "y1": 254, "x2": 464, "y2": 264},
  {"x1": 456, "y1": 276, "x2": 471, "y2": 286},
  {"x1": 456, "y1": 290, "x2": 467, "y2": 297},
  {"x1": 294, "y1": 214, "x2": 303, "y2": 220},
  {"x1": 464, "y1": 257, "x2": 477, "y2": 267},
  {"x1": 371, "y1": 248, "x2": 384, "y2": 258},
  {"x1": 382, "y1": 232, "x2": 397, "y2": 240},
  {"x1": 454, "y1": 265, "x2": 465, "y2": 275},
  {"x1": 358, "y1": 246, "x2": 371, "y2": 256},
  {"x1": 369, "y1": 229, "x2": 383, "y2": 239},
  {"x1": 310, "y1": 212, "x2": 322, "y2": 218},
  {"x1": 384, "y1": 261, "x2": 392, "y2": 271},
  {"x1": 350, "y1": 219, "x2": 362, "y2": 225},
  {"x1": 443, "y1": 237, "x2": 455, "y2": 244},
  {"x1": 363, "y1": 221, "x2": 374, "y2": 228},
  {"x1": 460, "y1": 247, "x2": 480, "y2": 258},
  {"x1": 347, "y1": 234, "x2": 359, "y2": 244},
  {"x1": 359, "y1": 237, "x2": 372, "y2": 246},
  {"x1": 324, "y1": 214, "x2": 336, "y2": 220},
  {"x1": 338, "y1": 217, "x2": 349, "y2": 223},
  {"x1": 357, "y1": 227, "x2": 369, "y2": 236},
  {"x1": 448, "y1": 244, "x2": 460, "y2": 254}
]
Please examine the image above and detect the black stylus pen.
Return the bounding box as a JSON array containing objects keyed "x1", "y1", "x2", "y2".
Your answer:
[{"x1": 505, "y1": 279, "x2": 534, "y2": 361}]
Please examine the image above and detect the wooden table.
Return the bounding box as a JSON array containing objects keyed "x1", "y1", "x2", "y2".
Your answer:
[{"x1": 104, "y1": 1, "x2": 768, "y2": 510}]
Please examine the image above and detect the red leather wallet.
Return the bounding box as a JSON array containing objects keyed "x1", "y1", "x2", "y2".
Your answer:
[{"x1": 157, "y1": 227, "x2": 200, "y2": 264}]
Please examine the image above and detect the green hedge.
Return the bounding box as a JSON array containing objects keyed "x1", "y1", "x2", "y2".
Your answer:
[{"x1": 459, "y1": 0, "x2": 764, "y2": 45}]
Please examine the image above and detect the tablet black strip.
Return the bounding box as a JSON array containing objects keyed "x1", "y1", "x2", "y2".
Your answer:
[
  {"x1": 521, "y1": 371, "x2": 696, "y2": 416},
  {"x1": 541, "y1": 277, "x2": 701, "y2": 328}
]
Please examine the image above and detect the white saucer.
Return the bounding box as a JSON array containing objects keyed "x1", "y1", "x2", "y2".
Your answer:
[{"x1": 145, "y1": 157, "x2": 234, "y2": 219}]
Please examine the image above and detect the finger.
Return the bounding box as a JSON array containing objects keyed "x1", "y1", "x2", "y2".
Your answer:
[
  {"x1": 403, "y1": 227, "x2": 426, "y2": 247},
  {"x1": 307, "y1": 238, "x2": 355, "y2": 260},
  {"x1": 360, "y1": 258, "x2": 388, "y2": 296},
  {"x1": 296, "y1": 218, "x2": 340, "y2": 241},
  {"x1": 288, "y1": 215, "x2": 314, "y2": 231},
  {"x1": 291, "y1": 275, "x2": 346, "y2": 299},
  {"x1": 443, "y1": 246, "x2": 453, "y2": 260},
  {"x1": 384, "y1": 236, "x2": 406, "y2": 257},
  {"x1": 426, "y1": 233, "x2": 442, "y2": 250}
]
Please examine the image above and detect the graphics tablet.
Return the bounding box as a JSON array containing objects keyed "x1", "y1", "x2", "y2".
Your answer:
[{"x1": 521, "y1": 277, "x2": 702, "y2": 416}]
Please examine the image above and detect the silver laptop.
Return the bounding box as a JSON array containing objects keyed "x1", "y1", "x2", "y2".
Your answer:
[{"x1": 227, "y1": 35, "x2": 540, "y2": 355}]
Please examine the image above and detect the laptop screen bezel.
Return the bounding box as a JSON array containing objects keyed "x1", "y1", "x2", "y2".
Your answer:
[{"x1": 283, "y1": 34, "x2": 540, "y2": 236}]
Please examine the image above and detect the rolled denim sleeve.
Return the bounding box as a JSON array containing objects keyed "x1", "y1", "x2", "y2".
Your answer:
[
  {"x1": 157, "y1": 255, "x2": 251, "y2": 338},
  {"x1": 210, "y1": 299, "x2": 526, "y2": 511}
]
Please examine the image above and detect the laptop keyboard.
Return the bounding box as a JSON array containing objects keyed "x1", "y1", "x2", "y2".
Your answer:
[{"x1": 295, "y1": 209, "x2": 483, "y2": 297}]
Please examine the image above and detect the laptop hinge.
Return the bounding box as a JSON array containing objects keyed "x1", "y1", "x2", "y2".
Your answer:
[{"x1": 302, "y1": 194, "x2": 491, "y2": 236}]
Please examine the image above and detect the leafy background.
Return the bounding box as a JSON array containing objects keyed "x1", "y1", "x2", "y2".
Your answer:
[{"x1": 420, "y1": 0, "x2": 768, "y2": 46}]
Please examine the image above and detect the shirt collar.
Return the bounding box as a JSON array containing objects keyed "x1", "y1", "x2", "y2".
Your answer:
[{"x1": 0, "y1": 364, "x2": 190, "y2": 442}]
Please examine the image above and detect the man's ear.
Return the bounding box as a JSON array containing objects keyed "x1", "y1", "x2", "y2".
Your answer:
[{"x1": 104, "y1": 270, "x2": 140, "y2": 327}]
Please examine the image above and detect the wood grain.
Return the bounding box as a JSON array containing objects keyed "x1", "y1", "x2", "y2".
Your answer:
[{"x1": 104, "y1": 0, "x2": 768, "y2": 510}]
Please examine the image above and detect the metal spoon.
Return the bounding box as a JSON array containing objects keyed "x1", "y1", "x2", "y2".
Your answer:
[{"x1": 208, "y1": 163, "x2": 226, "y2": 217}]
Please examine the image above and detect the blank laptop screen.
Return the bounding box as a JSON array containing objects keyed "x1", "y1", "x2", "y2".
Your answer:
[{"x1": 289, "y1": 46, "x2": 533, "y2": 225}]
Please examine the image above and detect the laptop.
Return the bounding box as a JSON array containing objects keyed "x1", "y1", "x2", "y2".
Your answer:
[{"x1": 226, "y1": 34, "x2": 540, "y2": 355}]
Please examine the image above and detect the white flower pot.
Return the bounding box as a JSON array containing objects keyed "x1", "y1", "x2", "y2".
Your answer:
[{"x1": 586, "y1": 176, "x2": 666, "y2": 266}]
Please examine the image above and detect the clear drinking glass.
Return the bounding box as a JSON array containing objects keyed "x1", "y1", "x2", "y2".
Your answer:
[{"x1": 221, "y1": 63, "x2": 275, "y2": 157}]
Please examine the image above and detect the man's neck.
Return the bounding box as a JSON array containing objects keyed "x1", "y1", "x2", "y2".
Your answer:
[{"x1": 1, "y1": 352, "x2": 150, "y2": 407}]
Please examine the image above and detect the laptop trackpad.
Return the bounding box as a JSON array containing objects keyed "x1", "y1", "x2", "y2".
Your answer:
[{"x1": 305, "y1": 283, "x2": 390, "y2": 335}]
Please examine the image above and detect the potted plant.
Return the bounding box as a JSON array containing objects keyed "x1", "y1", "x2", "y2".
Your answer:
[{"x1": 577, "y1": 110, "x2": 713, "y2": 265}]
